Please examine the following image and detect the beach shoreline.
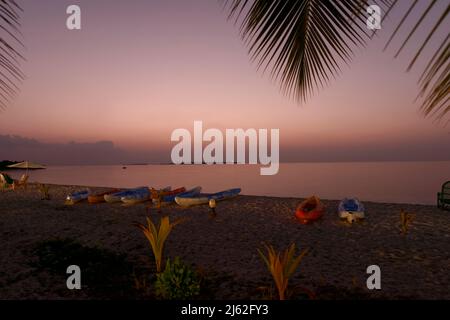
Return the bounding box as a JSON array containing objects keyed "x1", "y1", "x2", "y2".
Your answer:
[{"x1": 1, "y1": 183, "x2": 449, "y2": 300}]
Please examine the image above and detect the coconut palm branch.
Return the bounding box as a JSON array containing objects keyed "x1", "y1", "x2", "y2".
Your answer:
[
  {"x1": 225, "y1": 0, "x2": 449, "y2": 122},
  {"x1": 385, "y1": 0, "x2": 449, "y2": 122},
  {"x1": 0, "y1": 0, "x2": 24, "y2": 111},
  {"x1": 225, "y1": 0, "x2": 394, "y2": 102}
]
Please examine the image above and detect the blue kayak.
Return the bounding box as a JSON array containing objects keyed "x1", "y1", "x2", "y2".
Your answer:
[
  {"x1": 66, "y1": 190, "x2": 90, "y2": 204},
  {"x1": 121, "y1": 188, "x2": 151, "y2": 205},
  {"x1": 338, "y1": 197, "x2": 365, "y2": 222},
  {"x1": 175, "y1": 188, "x2": 241, "y2": 207},
  {"x1": 159, "y1": 186, "x2": 202, "y2": 203},
  {"x1": 338, "y1": 197, "x2": 364, "y2": 212},
  {"x1": 104, "y1": 187, "x2": 148, "y2": 203}
]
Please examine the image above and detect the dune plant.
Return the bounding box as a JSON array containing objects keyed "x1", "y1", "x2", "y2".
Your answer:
[
  {"x1": 37, "y1": 183, "x2": 50, "y2": 200},
  {"x1": 154, "y1": 257, "x2": 200, "y2": 300},
  {"x1": 134, "y1": 216, "x2": 185, "y2": 273},
  {"x1": 258, "y1": 243, "x2": 308, "y2": 300},
  {"x1": 400, "y1": 210, "x2": 415, "y2": 235}
]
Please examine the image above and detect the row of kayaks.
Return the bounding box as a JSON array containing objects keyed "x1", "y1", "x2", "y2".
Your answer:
[
  {"x1": 65, "y1": 186, "x2": 242, "y2": 207},
  {"x1": 295, "y1": 196, "x2": 365, "y2": 224}
]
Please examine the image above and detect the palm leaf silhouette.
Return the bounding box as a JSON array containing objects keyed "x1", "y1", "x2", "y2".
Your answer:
[
  {"x1": 385, "y1": 0, "x2": 449, "y2": 122},
  {"x1": 0, "y1": 0, "x2": 24, "y2": 111},
  {"x1": 226, "y1": 0, "x2": 449, "y2": 122},
  {"x1": 225, "y1": 0, "x2": 393, "y2": 102}
]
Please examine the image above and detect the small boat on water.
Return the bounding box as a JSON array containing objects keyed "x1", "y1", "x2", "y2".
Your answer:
[
  {"x1": 338, "y1": 198, "x2": 365, "y2": 223},
  {"x1": 66, "y1": 190, "x2": 90, "y2": 205},
  {"x1": 175, "y1": 188, "x2": 241, "y2": 207},
  {"x1": 295, "y1": 196, "x2": 324, "y2": 224},
  {"x1": 104, "y1": 187, "x2": 149, "y2": 203},
  {"x1": 88, "y1": 189, "x2": 121, "y2": 204}
]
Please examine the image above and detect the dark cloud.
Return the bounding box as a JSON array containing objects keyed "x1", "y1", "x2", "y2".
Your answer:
[
  {"x1": 1, "y1": 134, "x2": 449, "y2": 165},
  {"x1": 0, "y1": 135, "x2": 133, "y2": 165}
]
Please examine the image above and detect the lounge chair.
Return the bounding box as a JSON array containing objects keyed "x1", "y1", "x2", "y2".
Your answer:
[
  {"x1": 15, "y1": 174, "x2": 29, "y2": 190},
  {"x1": 0, "y1": 173, "x2": 15, "y2": 191},
  {"x1": 437, "y1": 181, "x2": 450, "y2": 211}
]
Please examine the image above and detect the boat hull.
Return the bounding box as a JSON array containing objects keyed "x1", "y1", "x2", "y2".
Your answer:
[
  {"x1": 88, "y1": 189, "x2": 120, "y2": 204},
  {"x1": 121, "y1": 188, "x2": 151, "y2": 205},
  {"x1": 295, "y1": 196, "x2": 325, "y2": 224},
  {"x1": 151, "y1": 187, "x2": 187, "y2": 204},
  {"x1": 175, "y1": 188, "x2": 241, "y2": 207},
  {"x1": 66, "y1": 190, "x2": 89, "y2": 205},
  {"x1": 295, "y1": 209, "x2": 324, "y2": 224},
  {"x1": 338, "y1": 198, "x2": 365, "y2": 223},
  {"x1": 338, "y1": 211, "x2": 365, "y2": 223},
  {"x1": 104, "y1": 187, "x2": 148, "y2": 203}
]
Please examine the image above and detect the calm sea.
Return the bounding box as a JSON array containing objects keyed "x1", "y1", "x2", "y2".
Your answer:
[{"x1": 6, "y1": 161, "x2": 450, "y2": 205}]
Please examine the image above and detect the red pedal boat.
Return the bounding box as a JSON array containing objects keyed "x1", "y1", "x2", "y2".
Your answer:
[{"x1": 295, "y1": 196, "x2": 325, "y2": 224}]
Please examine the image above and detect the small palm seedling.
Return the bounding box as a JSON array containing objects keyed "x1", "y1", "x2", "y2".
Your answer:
[
  {"x1": 258, "y1": 243, "x2": 308, "y2": 300},
  {"x1": 37, "y1": 183, "x2": 50, "y2": 200},
  {"x1": 134, "y1": 216, "x2": 186, "y2": 273},
  {"x1": 400, "y1": 210, "x2": 415, "y2": 235}
]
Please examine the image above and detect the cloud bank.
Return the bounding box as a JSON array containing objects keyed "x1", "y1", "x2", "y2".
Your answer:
[{"x1": 0, "y1": 135, "x2": 168, "y2": 165}]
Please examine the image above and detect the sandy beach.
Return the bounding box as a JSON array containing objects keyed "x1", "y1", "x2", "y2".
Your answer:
[{"x1": 1, "y1": 183, "x2": 449, "y2": 300}]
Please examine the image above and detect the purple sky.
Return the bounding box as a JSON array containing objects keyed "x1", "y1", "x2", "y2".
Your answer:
[{"x1": 0, "y1": 0, "x2": 449, "y2": 164}]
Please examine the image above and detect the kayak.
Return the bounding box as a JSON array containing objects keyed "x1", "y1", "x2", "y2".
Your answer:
[
  {"x1": 66, "y1": 190, "x2": 90, "y2": 205},
  {"x1": 338, "y1": 198, "x2": 365, "y2": 223},
  {"x1": 88, "y1": 189, "x2": 120, "y2": 204},
  {"x1": 104, "y1": 187, "x2": 149, "y2": 203},
  {"x1": 121, "y1": 186, "x2": 171, "y2": 205},
  {"x1": 295, "y1": 196, "x2": 324, "y2": 224},
  {"x1": 159, "y1": 186, "x2": 202, "y2": 204},
  {"x1": 151, "y1": 187, "x2": 186, "y2": 204},
  {"x1": 121, "y1": 189, "x2": 151, "y2": 205},
  {"x1": 175, "y1": 188, "x2": 241, "y2": 207}
]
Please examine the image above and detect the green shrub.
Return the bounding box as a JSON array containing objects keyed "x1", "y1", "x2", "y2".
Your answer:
[{"x1": 154, "y1": 257, "x2": 200, "y2": 300}]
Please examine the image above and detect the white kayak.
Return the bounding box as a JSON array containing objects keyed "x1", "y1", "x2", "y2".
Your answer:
[
  {"x1": 339, "y1": 210, "x2": 365, "y2": 223},
  {"x1": 121, "y1": 188, "x2": 151, "y2": 205},
  {"x1": 175, "y1": 188, "x2": 241, "y2": 207},
  {"x1": 338, "y1": 197, "x2": 365, "y2": 223},
  {"x1": 104, "y1": 187, "x2": 148, "y2": 203},
  {"x1": 66, "y1": 190, "x2": 90, "y2": 205}
]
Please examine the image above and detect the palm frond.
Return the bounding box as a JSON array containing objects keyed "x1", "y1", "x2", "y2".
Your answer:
[
  {"x1": 225, "y1": 0, "x2": 393, "y2": 103},
  {"x1": 226, "y1": 0, "x2": 449, "y2": 123},
  {"x1": 381, "y1": 1, "x2": 449, "y2": 122},
  {"x1": 0, "y1": 0, "x2": 24, "y2": 111}
]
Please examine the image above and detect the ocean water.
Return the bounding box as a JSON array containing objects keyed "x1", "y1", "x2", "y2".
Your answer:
[{"x1": 6, "y1": 161, "x2": 450, "y2": 205}]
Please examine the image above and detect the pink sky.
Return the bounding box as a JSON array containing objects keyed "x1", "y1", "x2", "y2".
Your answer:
[{"x1": 0, "y1": 0, "x2": 449, "y2": 163}]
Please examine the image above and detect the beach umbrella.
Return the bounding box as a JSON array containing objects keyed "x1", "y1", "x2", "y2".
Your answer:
[{"x1": 7, "y1": 161, "x2": 46, "y2": 175}]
